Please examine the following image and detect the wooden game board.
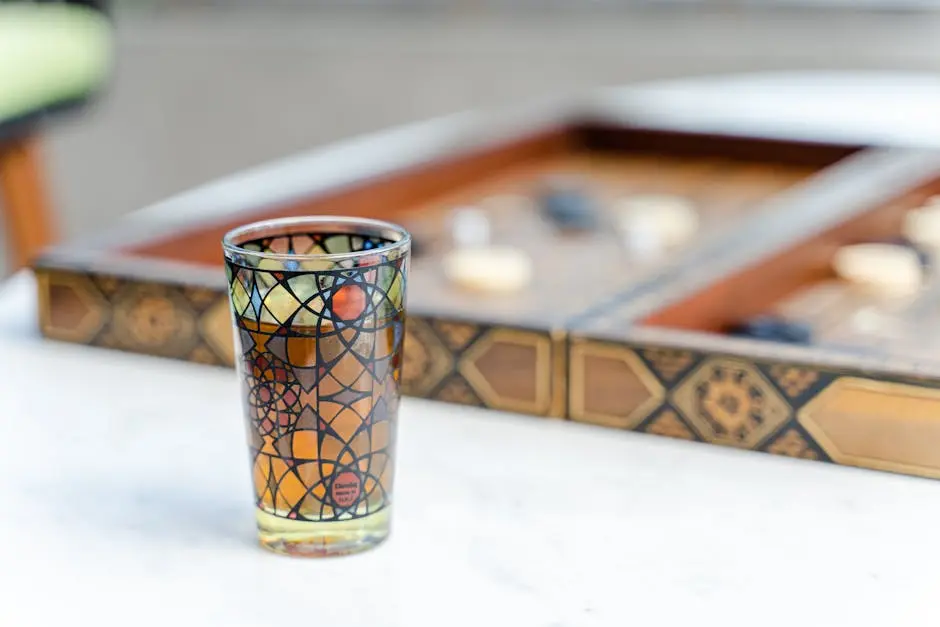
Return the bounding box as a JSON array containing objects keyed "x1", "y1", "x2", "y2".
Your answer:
[
  {"x1": 32, "y1": 103, "x2": 940, "y2": 479},
  {"x1": 569, "y1": 149, "x2": 940, "y2": 478}
]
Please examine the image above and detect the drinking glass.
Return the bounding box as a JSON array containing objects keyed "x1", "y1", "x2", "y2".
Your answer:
[{"x1": 222, "y1": 216, "x2": 410, "y2": 557}]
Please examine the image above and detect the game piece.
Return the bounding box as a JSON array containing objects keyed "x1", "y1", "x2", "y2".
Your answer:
[
  {"x1": 727, "y1": 315, "x2": 813, "y2": 344},
  {"x1": 879, "y1": 236, "x2": 931, "y2": 271},
  {"x1": 902, "y1": 204, "x2": 940, "y2": 251},
  {"x1": 615, "y1": 194, "x2": 699, "y2": 249},
  {"x1": 617, "y1": 209, "x2": 666, "y2": 260},
  {"x1": 442, "y1": 246, "x2": 533, "y2": 293},
  {"x1": 449, "y1": 206, "x2": 491, "y2": 249},
  {"x1": 832, "y1": 242, "x2": 923, "y2": 298},
  {"x1": 847, "y1": 306, "x2": 888, "y2": 336},
  {"x1": 536, "y1": 178, "x2": 600, "y2": 231}
]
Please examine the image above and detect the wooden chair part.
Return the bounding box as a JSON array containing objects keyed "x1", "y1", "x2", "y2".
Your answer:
[{"x1": 0, "y1": 134, "x2": 56, "y2": 271}]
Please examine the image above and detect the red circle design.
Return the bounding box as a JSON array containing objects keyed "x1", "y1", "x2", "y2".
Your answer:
[
  {"x1": 330, "y1": 471, "x2": 362, "y2": 508},
  {"x1": 332, "y1": 285, "x2": 366, "y2": 320}
]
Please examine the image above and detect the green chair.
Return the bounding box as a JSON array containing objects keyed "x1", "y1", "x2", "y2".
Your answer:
[{"x1": 0, "y1": 0, "x2": 112, "y2": 271}]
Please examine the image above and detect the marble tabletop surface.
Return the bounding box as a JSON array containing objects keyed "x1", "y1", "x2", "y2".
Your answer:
[
  {"x1": 3, "y1": 266, "x2": 940, "y2": 626},
  {"x1": 8, "y1": 71, "x2": 940, "y2": 625}
]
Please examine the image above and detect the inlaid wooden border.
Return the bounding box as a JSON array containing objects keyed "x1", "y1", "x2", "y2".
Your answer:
[
  {"x1": 35, "y1": 267, "x2": 567, "y2": 417},
  {"x1": 565, "y1": 335, "x2": 940, "y2": 480}
]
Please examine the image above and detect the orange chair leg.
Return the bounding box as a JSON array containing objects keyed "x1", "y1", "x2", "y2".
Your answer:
[{"x1": 0, "y1": 134, "x2": 57, "y2": 271}]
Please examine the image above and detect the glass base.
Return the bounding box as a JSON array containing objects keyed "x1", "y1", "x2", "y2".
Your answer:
[{"x1": 255, "y1": 507, "x2": 391, "y2": 557}]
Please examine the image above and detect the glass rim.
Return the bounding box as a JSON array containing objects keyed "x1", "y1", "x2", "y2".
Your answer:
[{"x1": 222, "y1": 215, "x2": 411, "y2": 263}]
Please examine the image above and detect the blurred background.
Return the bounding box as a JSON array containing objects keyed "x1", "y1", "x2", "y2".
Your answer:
[{"x1": 5, "y1": 0, "x2": 940, "y2": 275}]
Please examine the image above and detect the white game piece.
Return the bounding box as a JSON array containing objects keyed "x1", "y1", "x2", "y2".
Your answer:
[
  {"x1": 614, "y1": 194, "x2": 700, "y2": 249},
  {"x1": 618, "y1": 209, "x2": 666, "y2": 260},
  {"x1": 832, "y1": 243, "x2": 923, "y2": 298},
  {"x1": 443, "y1": 246, "x2": 533, "y2": 293},
  {"x1": 848, "y1": 306, "x2": 886, "y2": 335},
  {"x1": 902, "y1": 204, "x2": 940, "y2": 250},
  {"x1": 449, "y1": 206, "x2": 491, "y2": 249}
]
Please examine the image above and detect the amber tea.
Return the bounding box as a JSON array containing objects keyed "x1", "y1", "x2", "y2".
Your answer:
[{"x1": 223, "y1": 217, "x2": 410, "y2": 557}]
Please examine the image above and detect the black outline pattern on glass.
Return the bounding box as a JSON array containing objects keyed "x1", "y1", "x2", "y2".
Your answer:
[{"x1": 226, "y1": 232, "x2": 407, "y2": 523}]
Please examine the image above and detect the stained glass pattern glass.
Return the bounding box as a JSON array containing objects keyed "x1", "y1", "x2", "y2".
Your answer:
[{"x1": 225, "y1": 231, "x2": 408, "y2": 523}]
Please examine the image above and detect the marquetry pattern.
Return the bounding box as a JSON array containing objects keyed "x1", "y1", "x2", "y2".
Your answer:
[
  {"x1": 37, "y1": 269, "x2": 232, "y2": 365},
  {"x1": 639, "y1": 348, "x2": 696, "y2": 383},
  {"x1": 568, "y1": 339, "x2": 835, "y2": 461},
  {"x1": 411, "y1": 321, "x2": 561, "y2": 416},
  {"x1": 569, "y1": 342, "x2": 664, "y2": 429},
  {"x1": 565, "y1": 338, "x2": 940, "y2": 480},
  {"x1": 765, "y1": 365, "x2": 821, "y2": 400},
  {"x1": 401, "y1": 317, "x2": 452, "y2": 398},
  {"x1": 641, "y1": 409, "x2": 697, "y2": 441},
  {"x1": 36, "y1": 269, "x2": 563, "y2": 416},
  {"x1": 765, "y1": 427, "x2": 820, "y2": 461},
  {"x1": 673, "y1": 357, "x2": 791, "y2": 448},
  {"x1": 798, "y1": 378, "x2": 940, "y2": 479},
  {"x1": 36, "y1": 267, "x2": 940, "y2": 480},
  {"x1": 434, "y1": 376, "x2": 482, "y2": 406}
]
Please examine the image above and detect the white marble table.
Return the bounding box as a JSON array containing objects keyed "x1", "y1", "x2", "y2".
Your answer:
[
  {"x1": 3, "y1": 266, "x2": 940, "y2": 626},
  {"x1": 9, "y1": 71, "x2": 940, "y2": 625}
]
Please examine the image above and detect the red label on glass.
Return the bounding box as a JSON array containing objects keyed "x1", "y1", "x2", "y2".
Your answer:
[{"x1": 331, "y1": 471, "x2": 362, "y2": 508}]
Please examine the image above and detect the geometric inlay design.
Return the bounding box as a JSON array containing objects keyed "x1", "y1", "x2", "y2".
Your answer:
[
  {"x1": 226, "y1": 229, "x2": 407, "y2": 522},
  {"x1": 402, "y1": 317, "x2": 453, "y2": 399},
  {"x1": 764, "y1": 428, "x2": 819, "y2": 460},
  {"x1": 641, "y1": 348, "x2": 696, "y2": 383},
  {"x1": 643, "y1": 409, "x2": 696, "y2": 440},
  {"x1": 768, "y1": 365, "x2": 819, "y2": 399},
  {"x1": 184, "y1": 285, "x2": 222, "y2": 308},
  {"x1": 799, "y1": 377, "x2": 940, "y2": 479},
  {"x1": 111, "y1": 283, "x2": 198, "y2": 355},
  {"x1": 432, "y1": 320, "x2": 479, "y2": 351},
  {"x1": 459, "y1": 328, "x2": 553, "y2": 415},
  {"x1": 673, "y1": 357, "x2": 790, "y2": 448},
  {"x1": 37, "y1": 272, "x2": 108, "y2": 343},
  {"x1": 569, "y1": 341, "x2": 664, "y2": 429},
  {"x1": 188, "y1": 344, "x2": 223, "y2": 365},
  {"x1": 434, "y1": 376, "x2": 481, "y2": 406},
  {"x1": 92, "y1": 274, "x2": 122, "y2": 297},
  {"x1": 199, "y1": 296, "x2": 236, "y2": 366}
]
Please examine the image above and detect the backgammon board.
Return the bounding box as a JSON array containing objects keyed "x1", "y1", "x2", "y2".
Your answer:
[
  {"x1": 570, "y1": 147, "x2": 940, "y2": 478},
  {"x1": 32, "y1": 101, "x2": 940, "y2": 480}
]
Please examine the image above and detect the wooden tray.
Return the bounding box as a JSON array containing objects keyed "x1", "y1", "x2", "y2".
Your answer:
[
  {"x1": 570, "y1": 147, "x2": 940, "y2": 479},
  {"x1": 33, "y1": 104, "x2": 940, "y2": 479}
]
